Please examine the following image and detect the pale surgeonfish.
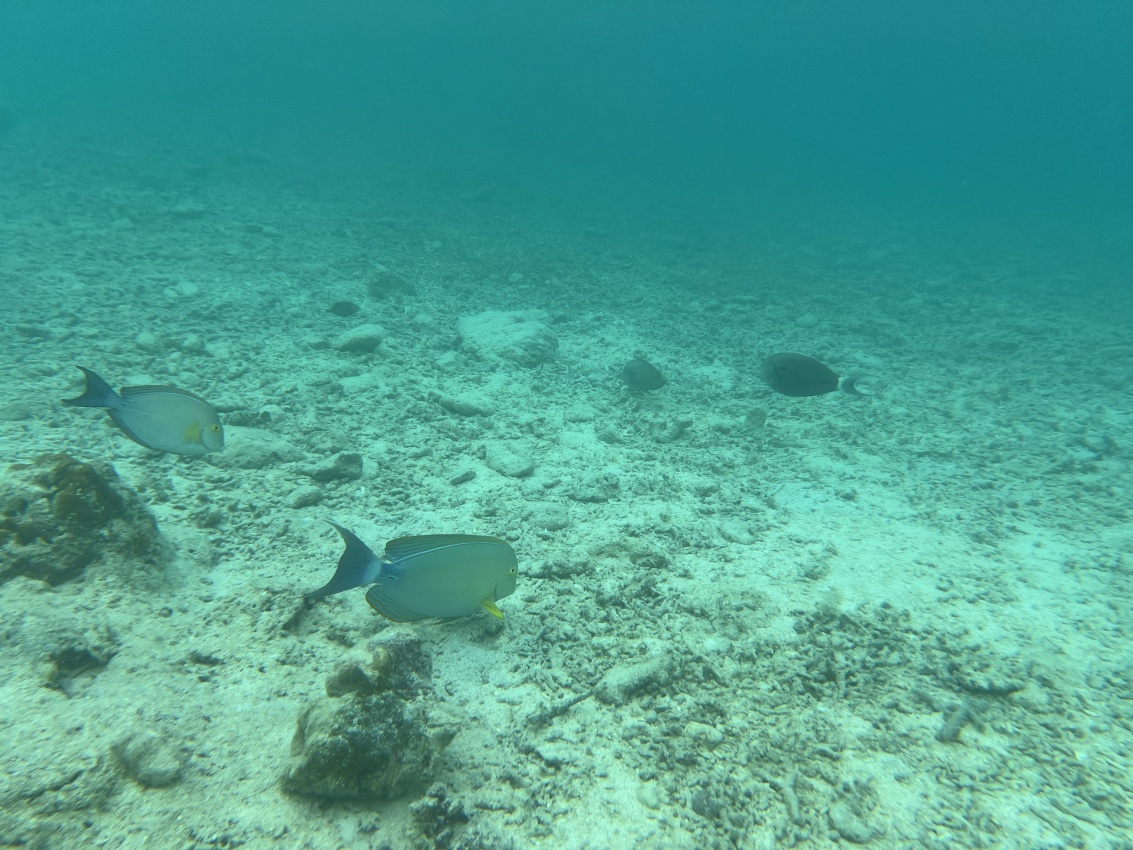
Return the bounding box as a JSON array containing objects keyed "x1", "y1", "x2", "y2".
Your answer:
[
  {"x1": 308, "y1": 523, "x2": 519, "y2": 622},
  {"x1": 62, "y1": 366, "x2": 224, "y2": 456}
]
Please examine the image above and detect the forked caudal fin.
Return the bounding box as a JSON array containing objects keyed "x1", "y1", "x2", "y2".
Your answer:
[
  {"x1": 306, "y1": 523, "x2": 382, "y2": 600},
  {"x1": 61, "y1": 366, "x2": 120, "y2": 408}
]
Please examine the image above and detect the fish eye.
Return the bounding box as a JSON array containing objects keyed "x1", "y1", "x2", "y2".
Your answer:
[
  {"x1": 210, "y1": 424, "x2": 221, "y2": 432},
  {"x1": 508, "y1": 567, "x2": 517, "y2": 575}
]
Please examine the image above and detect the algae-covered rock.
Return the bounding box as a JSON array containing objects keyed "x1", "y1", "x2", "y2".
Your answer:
[
  {"x1": 281, "y1": 693, "x2": 454, "y2": 800},
  {"x1": 369, "y1": 628, "x2": 433, "y2": 697},
  {"x1": 0, "y1": 454, "x2": 169, "y2": 587}
]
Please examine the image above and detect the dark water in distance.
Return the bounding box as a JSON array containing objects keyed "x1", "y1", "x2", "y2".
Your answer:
[{"x1": 2, "y1": 1, "x2": 1132, "y2": 231}]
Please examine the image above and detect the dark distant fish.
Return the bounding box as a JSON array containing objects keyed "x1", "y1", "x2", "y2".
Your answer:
[
  {"x1": 308, "y1": 523, "x2": 519, "y2": 622},
  {"x1": 760, "y1": 353, "x2": 864, "y2": 398},
  {"x1": 620, "y1": 358, "x2": 667, "y2": 392},
  {"x1": 329, "y1": 301, "x2": 360, "y2": 317},
  {"x1": 63, "y1": 366, "x2": 224, "y2": 455}
]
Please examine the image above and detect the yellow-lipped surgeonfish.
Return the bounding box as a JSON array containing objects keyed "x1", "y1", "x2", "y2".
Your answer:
[
  {"x1": 308, "y1": 523, "x2": 518, "y2": 622},
  {"x1": 62, "y1": 366, "x2": 224, "y2": 456}
]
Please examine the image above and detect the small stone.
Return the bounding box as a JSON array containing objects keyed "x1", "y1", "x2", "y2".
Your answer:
[
  {"x1": 683, "y1": 722, "x2": 724, "y2": 749},
  {"x1": 0, "y1": 402, "x2": 31, "y2": 421},
  {"x1": 211, "y1": 426, "x2": 305, "y2": 470},
  {"x1": 334, "y1": 324, "x2": 386, "y2": 353},
  {"x1": 435, "y1": 351, "x2": 462, "y2": 373},
  {"x1": 485, "y1": 443, "x2": 534, "y2": 478},
  {"x1": 449, "y1": 470, "x2": 476, "y2": 486},
  {"x1": 300, "y1": 452, "x2": 363, "y2": 482},
  {"x1": 176, "y1": 281, "x2": 201, "y2": 298},
  {"x1": 523, "y1": 502, "x2": 569, "y2": 532},
  {"x1": 285, "y1": 485, "x2": 323, "y2": 509},
  {"x1": 719, "y1": 521, "x2": 757, "y2": 545},
  {"x1": 828, "y1": 801, "x2": 876, "y2": 843},
  {"x1": 134, "y1": 331, "x2": 165, "y2": 353},
  {"x1": 568, "y1": 474, "x2": 620, "y2": 503},
  {"x1": 365, "y1": 263, "x2": 414, "y2": 298},
  {"x1": 596, "y1": 426, "x2": 622, "y2": 444},
  {"x1": 169, "y1": 200, "x2": 206, "y2": 219},
  {"x1": 595, "y1": 645, "x2": 674, "y2": 706},
  {"x1": 340, "y1": 373, "x2": 379, "y2": 394},
  {"x1": 437, "y1": 391, "x2": 492, "y2": 417},
  {"x1": 654, "y1": 418, "x2": 693, "y2": 444},
  {"x1": 797, "y1": 313, "x2": 819, "y2": 328},
  {"x1": 636, "y1": 784, "x2": 661, "y2": 810},
  {"x1": 564, "y1": 405, "x2": 599, "y2": 423},
  {"x1": 113, "y1": 729, "x2": 182, "y2": 787},
  {"x1": 535, "y1": 743, "x2": 575, "y2": 767}
]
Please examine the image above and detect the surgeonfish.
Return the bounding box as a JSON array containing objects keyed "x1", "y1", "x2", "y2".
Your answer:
[
  {"x1": 760, "y1": 353, "x2": 864, "y2": 398},
  {"x1": 62, "y1": 366, "x2": 224, "y2": 455},
  {"x1": 620, "y1": 357, "x2": 667, "y2": 392},
  {"x1": 309, "y1": 523, "x2": 519, "y2": 622}
]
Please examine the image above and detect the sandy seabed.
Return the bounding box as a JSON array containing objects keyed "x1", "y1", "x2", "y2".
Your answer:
[{"x1": 1, "y1": 129, "x2": 1131, "y2": 850}]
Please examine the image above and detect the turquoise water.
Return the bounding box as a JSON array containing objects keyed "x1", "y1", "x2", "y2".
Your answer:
[{"x1": 1, "y1": 3, "x2": 1131, "y2": 849}]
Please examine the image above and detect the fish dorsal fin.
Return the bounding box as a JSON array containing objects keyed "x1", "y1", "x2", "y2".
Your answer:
[
  {"x1": 365, "y1": 584, "x2": 431, "y2": 622},
  {"x1": 479, "y1": 598, "x2": 504, "y2": 619},
  {"x1": 121, "y1": 385, "x2": 214, "y2": 405},
  {"x1": 385, "y1": 534, "x2": 509, "y2": 564}
]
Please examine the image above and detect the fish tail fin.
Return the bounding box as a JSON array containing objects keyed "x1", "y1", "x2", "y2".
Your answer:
[
  {"x1": 62, "y1": 367, "x2": 119, "y2": 408},
  {"x1": 839, "y1": 376, "x2": 866, "y2": 397},
  {"x1": 307, "y1": 523, "x2": 381, "y2": 600}
]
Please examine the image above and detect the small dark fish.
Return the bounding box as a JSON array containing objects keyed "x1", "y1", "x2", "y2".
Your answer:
[
  {"x1": 329, "y1": 301, "x2": 360, "y2": 317},
  {"x1": 620, "y1": 358, "x2": 667, "y2": 392},
  {"x1": 760, "y1": 353, "x2": 864, "y2": 398}
]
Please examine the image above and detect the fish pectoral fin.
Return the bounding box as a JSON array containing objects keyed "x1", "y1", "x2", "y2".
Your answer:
[{"x1": 479, "y1": 598, "x2": 504, "y2": 619}]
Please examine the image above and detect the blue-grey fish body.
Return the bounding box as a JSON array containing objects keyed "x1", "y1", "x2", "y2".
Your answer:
[
  {"x1": 309, "y1": 523, "x2": 518, "y2": 622},
  {"x1": 760, "y1": 353, "x2": 864, "y2": 398},
  {"x1": 63, "y1": 366, "x2": 224, "y2": 456}
]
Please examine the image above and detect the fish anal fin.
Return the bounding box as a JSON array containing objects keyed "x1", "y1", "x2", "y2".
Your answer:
[
  {"x1": 108, "y1": 409, "x2": 160, "y2": 451},
  {"x1": 365, "y1": 585, "x2": 430, "y2": 623}
]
